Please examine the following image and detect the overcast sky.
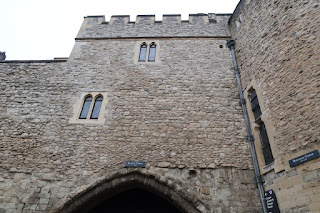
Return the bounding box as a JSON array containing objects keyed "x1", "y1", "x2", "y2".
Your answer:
[{"x1": 0, "y1": 0, "x2": 239, "y2": 60}]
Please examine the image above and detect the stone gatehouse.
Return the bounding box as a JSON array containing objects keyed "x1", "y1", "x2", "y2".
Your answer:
[{"x1": 0, "y1": 0, "x2": 319, "y2": 212}]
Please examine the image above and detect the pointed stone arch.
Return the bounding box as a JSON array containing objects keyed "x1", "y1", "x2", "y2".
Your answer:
[{"x1": 50, "y1": 168, "x2": 207, "y2": 213}]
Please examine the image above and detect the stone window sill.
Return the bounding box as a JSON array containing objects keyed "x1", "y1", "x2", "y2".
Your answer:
[{"x1": 262, "y1": 161, "x2": 275, "y2": 174}]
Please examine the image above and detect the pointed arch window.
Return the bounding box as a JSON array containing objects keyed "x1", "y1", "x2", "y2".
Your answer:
[
  {"x1": 136, "y1": 41, "x2": 158, "y2": 63},
  {"x1": 148, "y1": 43, "x2": 156, "y2": 62},
  {"x1": 70, "y1": 92, "x2": 107, "y2": 124},
  {"x1": 139, "y1": 43, "x2": 147, "y2": 62},
  {"x1": 90, "y1": 96, "x2": 103, "y2": 119},
  {"x1": 79, "y1": 96, "x2": 92, "y2": 119}
]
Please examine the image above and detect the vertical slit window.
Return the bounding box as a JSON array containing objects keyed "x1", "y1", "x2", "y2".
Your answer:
[
  {"x1": 259, "y1": 122, "x2": 274, "y2": 165},
  {"x1": 90, "y1": 96, "x2": 103, "y2": 119},
  {"x1": 250, "y1": 90, "x2": 262, "y2": 119},
  {"x1": 139, "y1": 43, "x2": 147, "y2": 62},
  {"x1": 79, "y1": 96, "x2": 92, "y2": 119},
  {"x1": 148, "y1": 43, "x2": 156, "y2": 62}
]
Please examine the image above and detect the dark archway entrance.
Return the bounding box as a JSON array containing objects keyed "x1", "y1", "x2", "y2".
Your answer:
[
  {"x1": 53, "y1": 171, "x2": 204, "y2": 213},
  {"x1": 87, "y1": 188, "x2": 182, "y2": 213}
]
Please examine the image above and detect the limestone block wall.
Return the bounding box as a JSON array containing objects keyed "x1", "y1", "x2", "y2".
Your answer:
[
  {"x1": 0, "y1": 14, "x2": 263, "y2": 212},
  {"x1": 229, "y1": 0, "x2": 320, "y2": 212}
]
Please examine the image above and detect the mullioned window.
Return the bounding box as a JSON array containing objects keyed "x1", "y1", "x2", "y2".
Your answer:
[
  {"x1": 69, "y1": 92, "x2": 108, "y2": 124},
  {"x1": 137, "y1": 41, "x2": 159, "y2": 63}
]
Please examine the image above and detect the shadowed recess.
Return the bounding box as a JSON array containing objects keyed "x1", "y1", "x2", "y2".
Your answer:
[{"x1": 86, "y1": 188, "x2": 182, "y2": 213}]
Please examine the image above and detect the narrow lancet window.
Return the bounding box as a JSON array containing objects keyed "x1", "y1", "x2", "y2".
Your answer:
[
  {"x1": 139, "y1": 43, "x2": 147, "y2": 62},
  {"x1": 79, "y1": 96, "x2": 92, "y2": 119},
  {"x1": 90, "y1": 96, "x2": 103, "y2": 119},
  {"x1": 250, "y1": 90, "x2": 262, "y2": 120},
  {"x1": 259, "y1": 122, "x2": 274, "y2": 165},
  {"x1": 249, "y1": 88, "x2": 274, "y2": 165},
  {"x1": 148, "y1": 43, "x2": 156, "y2": 61}
]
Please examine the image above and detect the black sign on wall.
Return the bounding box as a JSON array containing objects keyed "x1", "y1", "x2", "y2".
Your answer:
[
  {"x1": 125, "y1": 161, "x2": 146, "y2": 168},
  {"x1": 289, "y1": 150, "x2": 319, "y2": 168},
  {"x1": 265, "y1": 189, "x2": 280, "y2": 213}
]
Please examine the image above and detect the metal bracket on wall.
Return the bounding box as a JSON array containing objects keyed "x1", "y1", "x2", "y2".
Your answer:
[
  {"x1": 233, "y1": 69, "x2": 241, "y2": 75},
  {"x1": 254, "y1": 175, "x2": 265, "y2": 184},
  {"x1": 245, "y1": 135, "x2": 254, "y2": 142},
  {"x1": 238, "y1": 98, "x2": 247, "y2": 105}
]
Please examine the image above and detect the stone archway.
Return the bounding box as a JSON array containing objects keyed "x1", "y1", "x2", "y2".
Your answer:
[{"x1": 51, "y1": 169, "x2": 206, "y2": 213}]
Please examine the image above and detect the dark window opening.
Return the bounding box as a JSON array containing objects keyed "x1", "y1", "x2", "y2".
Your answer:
[
  {"x1": 90, "y1": 96, "x2": 103, "y2": 119},
  {"x1": 259, "y1": 122, "x2": 274, "y2": 165},
  {"x1": 250, "y1": 89, "x2": 274, "y2": 165},
  {"x1": 139, "y1": 43, "x2": 147, "y2": 62},
  {"x1": 79, "y1": 96, "x2": 92, "y2": 119},
  {"x1": 148, "y1": 43, "x2": 156, "y2": 61},
  {"x1": 250, "y1": 90, "x2": 262, "y2": 119}
]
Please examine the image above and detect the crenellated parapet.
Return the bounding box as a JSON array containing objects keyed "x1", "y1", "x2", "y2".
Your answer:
[{"x1": 76, "y1": 13, "x2": 231, "y2": 39}]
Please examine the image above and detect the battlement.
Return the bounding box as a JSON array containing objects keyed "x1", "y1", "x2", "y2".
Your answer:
[
  {"x1": 105, "y1": 13, "x2": 224, "y2": 24},
  {"x1": 76, "y1": 13, "x2": 232, "y2": 39}
]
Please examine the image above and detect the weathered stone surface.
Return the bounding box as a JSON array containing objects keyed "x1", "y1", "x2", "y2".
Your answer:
[
  {"x1": 0, "y1": 12, "x2": 262, "y2": 213},
  {"x1": 1, "y1": 0, "x2": 318, "y2": 210},
  {"x1": 229, "y1": 0, "x2": 319, "y2": 155},
  {"x1": 157, "y1": 162, "x2": 170, "y2": 168},
  {"x1": 201, "y1": 187, "x2": 210, "y2": 195},
  {"x1": 302, "y1": 170, "x2": 319, "y2": 183},
  {"x1": 229, "y1": 0, "x2": 320, "y2": 212}
]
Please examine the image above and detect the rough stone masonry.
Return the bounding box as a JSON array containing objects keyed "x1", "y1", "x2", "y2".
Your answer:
[
  {"x1": 1, "y1": 0, "x2": 319, "y2": 212},
  {"x1": 0, "y1": 13, "x2": 261, "y2": 212},
  {"x1": 229, "y1": 0, "x2": 320, "y2": 212}
]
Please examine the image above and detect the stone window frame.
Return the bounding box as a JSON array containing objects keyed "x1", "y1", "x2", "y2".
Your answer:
[
  {"x1": 69, "y1": 91, "x2": 108, "y2": 124},
  {"x1": 89, "y1": 95, "x2": 104, "y2": 119},
  {"x1": 148, "y1": 42, "x2": 157, "y2": 62},
  {"x1": 235, "y1": 15, "x2": 242, "y2": 29},
  {"x1": 244, "y1": 81, "x2": 283, "y2": 174},
  {"x1": 138, "y1": 42, "x2": 148, "y2": 62},
  {"x1": 134, "y1": 40, "x2": 160, "y2": 64}
]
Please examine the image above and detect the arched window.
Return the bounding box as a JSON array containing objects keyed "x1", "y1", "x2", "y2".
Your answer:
[
  {"x1": 259, "y1": 122, "x2": 274, "y2": 165},
  {"x1": 148, "y1": 43, "x2": 156, "y2": 62},
  {"x1": 70, "y1": 92, "x2": 107, "y2": 124},
  {"x1": 139, "y1": 43, "x2": 147, "y2": 62},
  {"x1": 90, "y1": 96, "x2": 103, "y2": 119},
  {"x1": 79, "y1": 96, "x2": 92, "y2": 119},
  {"x1": 136, "y1": 41, "x2": 158, "y2": 63}
]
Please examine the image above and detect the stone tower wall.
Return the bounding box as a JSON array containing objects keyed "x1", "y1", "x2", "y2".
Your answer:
[
  {"x1": 229, "y1": 0, "x2": 320, "y2": 212},
  {"x1": 0, "y1": 14, "x2": 262, "y2": 212}
]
